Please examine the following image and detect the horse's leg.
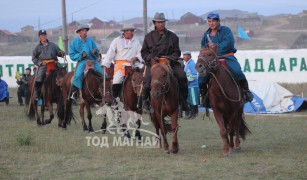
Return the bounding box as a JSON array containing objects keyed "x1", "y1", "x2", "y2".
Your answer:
[
  {"x1": 156, "y1": 111, "x2": 169, "y2": 154},
  {"x1": 41, "y1": 103, "x2": 45, "y2": 125},
  {"x1": 45, "y1": 101, "x2": 54, "y2": 124},
  {"x1": 228, "y1": 115, "x2": 236, "y2": 154},
  {"x1": 86, "y1": 103, "x2": 94, "y2": 132},
  {"x1": 80, "y1": 103, "x2": 88, "y2": 131},
  {"x1": 170, "y1": 111, "x2": 179, "y2": 154},
  {"x1": 101, "y1": 114, "x2": 107, "y2": 134},
  {"x1": 213, "y1": 110, "x2": 230, "y2": 156},
  {"x1": 135, "y1": 119, "x2": 142, "y2": 141},
  {"x1": 150, "y1": 113, "x2": 161, "y2": 148},
  {"x1": 34, "y1": 101, "x2": 41, "y2": 126}
]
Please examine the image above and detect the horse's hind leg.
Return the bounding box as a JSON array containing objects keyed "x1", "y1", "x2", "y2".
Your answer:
[
  {"x1": 213, "y1": 110, "x2": 230, "y2": 156},
  {"x1": 80, "y1": 103, "x2": 88, "y2": 131},
  {"x1": 86, "y1": 103, "x2": 94, "y2": 132},
  {"x1": 170, "y1": 111, "x2": 179, "y2": 154}
]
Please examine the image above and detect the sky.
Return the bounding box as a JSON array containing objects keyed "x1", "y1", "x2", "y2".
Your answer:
[{"x1": 1, "y1": 0, "x2": 306, "y2": 32}]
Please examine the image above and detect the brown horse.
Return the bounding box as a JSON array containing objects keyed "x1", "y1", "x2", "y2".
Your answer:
[
  {"x1": 150, "y1": 61, "x2": 179, "y2": 154},
  {"x1": 195, "y1": 47, "x2": 251, "y2": 156},
  {"x1": 27, "y1": 64, "x2": 67, "y2": 126},
  {"x1": 57, "y1": 62, "x2": 112, "y2": 131}
]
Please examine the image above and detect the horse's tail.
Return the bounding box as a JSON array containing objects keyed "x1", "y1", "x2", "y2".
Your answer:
[
  {"x1": 239, "y1": 116, "x2": 251, "y2": 140},
  {"x1": 65, "y1": 98, "x2": 75, "y2": 125},
  {"x1": 26, "y1": 103, "x2": 36, "y2": 119}
]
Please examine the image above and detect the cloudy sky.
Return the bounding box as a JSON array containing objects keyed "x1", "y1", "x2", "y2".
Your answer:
[{"x1": 1, "y1": 0, "x2": 306, "y2": 32}]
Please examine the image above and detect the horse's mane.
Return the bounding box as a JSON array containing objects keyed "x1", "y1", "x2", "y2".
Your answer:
[{"x1": 152, "y1": 63, "x2": 173, "y2": 75}]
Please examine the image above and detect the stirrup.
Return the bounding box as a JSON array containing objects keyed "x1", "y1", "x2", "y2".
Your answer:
[
  {"x1": 70, "y1": 91, "x2": 77, "y2": 100},
  {"x1": 244, "y1": 90, "x2": 254, "y2": 102}
]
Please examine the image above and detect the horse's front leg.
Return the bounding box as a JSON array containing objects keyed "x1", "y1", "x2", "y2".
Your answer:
[
  {"x1": 155, "y1": 111, "x2": 169, "y2": 154},
  {"x1": 79, "y1": 103, "x2": 88, "y2": 131},
  {"x1": 85, "y1": 103, "x2": 94, "y2": 132},
  {"x1": 213, "y1": 110, "x2": 230, "y2": 157},
  {"x1": 170, "y1": 111, "x2": 179, "y2": 154},
  {"x1": 33, "y1": 101, "x2": 41, "y2": 126},
  {"x1": 45, "y1": 101, "x2": 54, "y2": 124}
]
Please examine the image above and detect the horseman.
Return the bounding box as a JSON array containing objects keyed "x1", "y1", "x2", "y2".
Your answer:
[
  {"x1": 200, "y1": 12, "x2": 253, "y2": 104},
  {"x1": 102, "y1": 24, "x2": 144, "y2": 106},
  {"x1": 32, "y1": 29, "x2": 65, "y2": 101},
  {"x1": 69, "y1": 25, "x2": 107, "y2": 101},
  {"x1": 141, "y1": 12, "x2": 188, "y2": 113}
]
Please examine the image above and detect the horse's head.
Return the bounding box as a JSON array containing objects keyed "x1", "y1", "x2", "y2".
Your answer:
[
  {"x1": 130, "y1": 66, "x2": 144, "y2": 97},
  {"x1": 150, "y1": 63, "x2": 171, "y2": 98},
  {"x1": 55, "y1": 63, "x2": 68, "y2": 86},
  {"x1": 195, "y1": 46, "x2": 219, "y2": 76}
]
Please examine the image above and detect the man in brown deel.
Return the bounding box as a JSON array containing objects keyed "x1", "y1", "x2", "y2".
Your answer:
[{"x1": 141, "y1": 12, "x2": 188, "y2": 113}]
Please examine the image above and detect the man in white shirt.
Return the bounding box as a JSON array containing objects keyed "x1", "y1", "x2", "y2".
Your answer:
[{"x1": 102, "y1": 24, "x2": 144, "y2": 106}]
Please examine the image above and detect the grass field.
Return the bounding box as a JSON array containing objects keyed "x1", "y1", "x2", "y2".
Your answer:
[{"x1": 0, "y1": 88, "x2": 306, "y2": 179}]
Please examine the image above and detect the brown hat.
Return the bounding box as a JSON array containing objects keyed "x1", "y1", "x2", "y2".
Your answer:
[{"x1": 152, "y1": 12, "x2": 168, "y2": 22}]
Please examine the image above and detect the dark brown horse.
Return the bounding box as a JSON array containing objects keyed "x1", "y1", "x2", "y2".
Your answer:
[
  {"x1": 195, "y1": 47, "x2": 251, "y2": 156},
  {"x1": 27, "y1": 64, "x2": 67, "y2": 126},
  {"x1": 150, "y1": 61, "x2": 179, "y2": 154},
  {"x1": 57, "y1": 62, "x2": 112, "y2": 131}
]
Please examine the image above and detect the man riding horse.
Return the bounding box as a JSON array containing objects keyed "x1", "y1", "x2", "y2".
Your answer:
[
  {"x1": 199, "y1": 12, "x2": 253, "y2": 104},
  {"x1": 32, "y1": 29, "x2": 65, "y2": 101},
  {"x1": 69, "y1": 25, "x2": 107, "y2": 101},
  {"x1": 141, "y1": 12, "x2": 188, "y2": 113},
  {"x1": 102, "y1": 24, "x2": 144, "y2": 107}
]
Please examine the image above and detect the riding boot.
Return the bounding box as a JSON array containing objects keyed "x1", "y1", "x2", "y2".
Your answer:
[
  {"x1": 111, "y1": 84, "x2": 122, "y2": 108},
  {"x1": 141, "y1": 87, "x2": 152, "y2": 113},
  {"x1": 69, "y1": 84, "x2": 79, "y2": 100},
  {"x1": 184, "y1": 104, "x2": 191, "y2": 119},
  {"x1": 34, "y1": 82, "x2": 42, "y2": 101},
  {"x1": 239, "y1": 78, "x2": 254, "y2": 102}
]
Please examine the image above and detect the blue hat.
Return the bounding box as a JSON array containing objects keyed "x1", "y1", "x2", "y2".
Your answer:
[
  {"x1": 207, "y1": 12, "x2": 220, "y2": 19},
  {"x1": 38, "y1": 29, "x2": 47, "y2": 35}
]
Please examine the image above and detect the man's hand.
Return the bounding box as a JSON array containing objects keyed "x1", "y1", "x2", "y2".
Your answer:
[
  {"x1": 92, "y1": 49, "x2": 97, "y2": 55},
  {"x1": 82, "y1": 52, "x2": 87, "y2": 59}
]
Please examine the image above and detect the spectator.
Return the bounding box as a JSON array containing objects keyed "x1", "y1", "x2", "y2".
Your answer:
[
  {"x1": 0, "y1": 75, "x2": 9, "y2": 105},
  {"x1": 16, "y1": 68, "x2": 32, "y2": 106}
]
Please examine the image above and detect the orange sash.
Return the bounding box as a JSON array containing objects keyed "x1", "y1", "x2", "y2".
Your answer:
[
  {"x1": 159, "y1": 58, "x2": 168, "y2": 64},
  {"x1": 114, "y1": 60, "x2": 130, "y2": 76},
  {"x1": 43, "y1": 59, "x2": 56, "y2": 73}
]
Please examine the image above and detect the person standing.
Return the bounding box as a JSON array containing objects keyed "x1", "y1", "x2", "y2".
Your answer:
[
  {"x1": 32, "y1": 29, "x2": 65, "y2": 101},
  {"x1": 200, "y1": 12, "x2": 253, "y2": 103},
  {"x1": 141, "y1": 12, "x2": 188, "y2": 113},
  {"x1": 102, "y1": 24, "x2": 144, "y2": 106},
  {"x1": 183, "y1": 51, "x2": 199, "y2": 119},
  {"x1": 16, "y1": 67, "x2": 32, "y2": 106}
]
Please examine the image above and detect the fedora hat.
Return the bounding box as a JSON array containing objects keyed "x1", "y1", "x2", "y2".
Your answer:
[
  {"x1": 75, "y1": 24, "x2": 90, "y2": 33},
  {"x1": 121, "y1": 24, "x2": 136, "y2": 31},
  {"x1": 152, "y1": 12, "x2": 168, "y2": 22}
]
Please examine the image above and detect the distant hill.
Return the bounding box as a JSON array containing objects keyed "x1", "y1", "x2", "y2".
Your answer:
[{"x1": 200, "y1": 9, "x2": 259, "y2": 19}]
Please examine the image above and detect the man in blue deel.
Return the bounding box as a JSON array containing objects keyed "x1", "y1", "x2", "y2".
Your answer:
[{"x1": 200, "y1": 12, "x2": 253, "y2": 103}]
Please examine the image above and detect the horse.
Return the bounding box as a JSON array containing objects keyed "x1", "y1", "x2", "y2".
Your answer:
[
  {"x1": 57, "y1": 60, "x2": 113, "y2": 132},
  {"x1": 195, "y1": 47, "x2": 251, "y2": 156},
  {"x1": 27, "y1": 63, "x2": 67, "y2": 126},
  {"x1": 149, "y1": 59, "x2": 180, "y2": 154}
]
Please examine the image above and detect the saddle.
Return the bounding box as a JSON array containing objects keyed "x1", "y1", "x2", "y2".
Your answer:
[{"x1": 43, "y1": 59, "x2": 57, "y2": 75}]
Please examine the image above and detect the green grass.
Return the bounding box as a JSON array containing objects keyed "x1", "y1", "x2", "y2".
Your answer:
[{"x1": 0, "y1": 88, "x2": 306, "y2": 179}]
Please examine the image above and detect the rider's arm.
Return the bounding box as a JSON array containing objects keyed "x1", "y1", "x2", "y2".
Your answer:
[
  {"x1": 168, "y1": 34, "x2": 181, "y2": 61},
  {"x1": 141, "y1": 34, "x2": 152, "y2": 64},
  {"x1": 217, "y1": 27, "x2": 236, "y2": 55},
  {"x1": 32, "y1": 45, "x2": 42, "y2": 66},
  {"x1": 69, "y1": 39, "x2": 83, "y2": 62},
  {"x1": 102, "y1": 38, "x2": 117, "y2": 68},
  {"x1": 135, "y1": 40, "x2": 144, "y2": 63}
]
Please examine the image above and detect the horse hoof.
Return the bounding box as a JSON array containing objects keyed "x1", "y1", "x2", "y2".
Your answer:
[
  {"x1": 88, "y1": 128, "x2": 94, "y2": 133},
  {"x1": 171, "y1": 149, "x2": 179, "y2": 154},
  {"x1": 58, "y1": 124, "x2": 62, "y2": 128},
  {"x1": 236, "y1": 147, "x2": 241, "y2": 152},
  {"x1": 101, "y1": 129, "x2": 106, "y2": 134},
  {"x1": 164, "y1": 150, "x2": 170, "y2": 154},
  {"x1": 83, "y1": 127, "x2": 88, "y2": 131},
  {"x1": 45, "y1": 119, "x2": 51, "y2": 124}
]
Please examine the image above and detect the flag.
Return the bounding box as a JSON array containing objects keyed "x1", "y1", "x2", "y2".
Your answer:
[
  {"x1": 237, "y1": 25, "x2": 251, "y2": 40},
  {"x1": 58, "y1": 36, "x2": 64, "y2": 51}
]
